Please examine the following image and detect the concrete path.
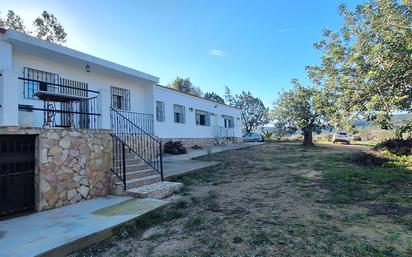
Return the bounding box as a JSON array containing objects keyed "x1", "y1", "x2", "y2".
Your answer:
[
  {"x1": 0, "y1": 196, "x2": 168, "y2": 257},
  {"x1": 163, "y1": 142, "x2": 264, "y2": 179}
]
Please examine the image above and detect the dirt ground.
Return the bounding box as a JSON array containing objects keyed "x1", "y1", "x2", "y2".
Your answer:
[{"x1": 72, "y1": 143, "x2": 412, "y2": 257}]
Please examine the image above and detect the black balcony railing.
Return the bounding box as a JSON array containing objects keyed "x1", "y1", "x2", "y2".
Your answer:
[
  {"x1": 18, "y1": 77, "x2": 101, "y2": 129},
  {"x1": 111, "y1": 107, "x2": 163, "y2": 190},
  {"x1": 116, "y1": 110, "x2": 154, "y2": 135}
]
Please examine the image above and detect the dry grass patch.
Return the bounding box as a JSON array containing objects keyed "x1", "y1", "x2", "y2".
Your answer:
[{"x1": 71, "y1": 143, "x2": 412, "y2": 257}]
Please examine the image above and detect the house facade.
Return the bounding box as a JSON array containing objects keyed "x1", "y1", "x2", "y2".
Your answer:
[
  {"x1": 0, "y1": 29, "x2": 242, "y2": 144},
  {"x1": 0, "y1": 29, "x2": 242, "y2": 217}
]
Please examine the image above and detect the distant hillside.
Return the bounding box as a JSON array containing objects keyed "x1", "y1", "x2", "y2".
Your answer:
[{"x1": 353, "y1": 113, "x2": 412, "y2": 128}]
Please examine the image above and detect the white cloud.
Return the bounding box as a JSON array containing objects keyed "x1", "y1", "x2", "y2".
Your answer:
[{"x1": 208, "y1": 49, "x2": 227, "y2": 57}]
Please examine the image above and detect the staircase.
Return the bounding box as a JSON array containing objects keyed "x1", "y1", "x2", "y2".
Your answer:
[
  {"x1": 111, "y1": 108, "x2": 182, "y2": 199},
  {"x1": 213, "y1": 126, "x2": 236, "y2": 145}
]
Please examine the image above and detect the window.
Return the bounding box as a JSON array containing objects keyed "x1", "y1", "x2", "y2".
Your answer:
[
  {"x1": 111, "y1": 86, "x2": 130, "y2": 110},
  {"x1": 156, "y1": 101, "x2": 165, "y2": 122},
  {"x1": 223, "y1": 115, "x2": 234, "y2": 128},
  {"x1": 23, "y1": 67, "x2": 59, "y2": 99},
  {"x1": 195, "y1": 110, "x2": 210, "y2": 126},
  {"x1": 174, "y1": 104, "x2": 185, "y2": 123}
]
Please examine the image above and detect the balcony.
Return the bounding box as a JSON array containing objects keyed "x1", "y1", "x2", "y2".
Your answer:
[{"x1": 18, "y1": 76, "x2": 101, "y2": 129}]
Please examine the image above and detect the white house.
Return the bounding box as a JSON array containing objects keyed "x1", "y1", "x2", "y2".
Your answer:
[
  {"x1": 0, "y1": 28, "x2": 242, "y2": 217},
  {"x1": 0, "y1": 28, "x2": 242, "y2": 145}
]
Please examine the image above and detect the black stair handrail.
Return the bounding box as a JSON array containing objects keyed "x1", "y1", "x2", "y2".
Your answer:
[
  {"x1": 111, "y1": 133, "x2": 127, "y2": 190},
  {"x1": 213, "y1": 126, "x2": 235, "y2": 143},
  {"x1": 110, "y1": 107, "x2": 163, "y2": 184}
]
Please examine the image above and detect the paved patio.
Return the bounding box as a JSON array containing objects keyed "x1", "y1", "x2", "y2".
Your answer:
[
  {"x1": 163, "y1": 142, "x2": 264, "y2": 179},
  {"x1": 0, "y1": 196, "x2": 168, "y2": 257}
]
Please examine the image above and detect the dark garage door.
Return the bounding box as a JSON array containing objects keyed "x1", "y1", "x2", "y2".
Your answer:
[{"x1": 0, "y1": 135, "x2": 35, "y2": 217}]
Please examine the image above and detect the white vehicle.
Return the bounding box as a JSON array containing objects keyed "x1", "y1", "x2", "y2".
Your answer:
[
  {"x1": 332, "y1": 131, "x2": 350, "y2": 144},
  {"x1": 242, "y1": 132, "x2": 263, "y2": 142}
]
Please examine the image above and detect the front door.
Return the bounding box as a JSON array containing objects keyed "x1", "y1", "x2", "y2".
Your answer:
[{"x1": 0, "y1": 135, "x2": 36, "y2": 217}]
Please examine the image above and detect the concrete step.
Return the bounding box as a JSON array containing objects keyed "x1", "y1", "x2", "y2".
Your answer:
[
  {"x1": 112, "y1": 168, "x2": 156, "y2": 180},
  {"x1": 125, "y1": 163, "x2": 151, "y2": 172},
  {"x1": 112, "y1": 163, "x2": 151, "y2": 174},
  {"x1": 115, "y1": 175, "x2": 162, "y2": 190},
  {"x1": 126, "y1": 181, "x2": 183, "y2": 199},
  {"x1": 113, "y1": 156, "x2": 144, "y2": 166},
  {"x1": 124, "y1": 168, "x2": 158, "y2": 180}
]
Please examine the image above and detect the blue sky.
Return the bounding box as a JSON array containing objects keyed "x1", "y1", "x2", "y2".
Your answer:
[{"x1": 2, "y1": 0, "x2": 363, "y2": 107}]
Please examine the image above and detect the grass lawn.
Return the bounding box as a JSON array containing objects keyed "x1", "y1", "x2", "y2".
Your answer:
[{"x1": 72, "y1": 143, "x2": 412, "y2": 257}]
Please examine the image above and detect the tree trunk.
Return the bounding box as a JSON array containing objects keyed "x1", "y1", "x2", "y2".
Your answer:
[{"x1": 303, "y1": 128, "x2": 314, "y2": 146}]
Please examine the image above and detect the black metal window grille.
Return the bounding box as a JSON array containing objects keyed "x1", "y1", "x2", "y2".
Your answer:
[
  {"x1": 195, "y1": 109, "x2": 210, "y2": 126},
  {"x1": 59, "y1": 78, "x2": 90, "y2": 128},
  {"x1": 174, "y1": 104, "x2": 185, "y2": 123},
  {"x1": 111, "y1": 86, "x2": 130, "y2": 111},
  {"x1": 156, "y1": 101, "x2": 165, "y2": 122},
  {"x1": 59, "y1": 78, "x2": 89, "y2": 97},
  {"x1": 23, "y1": 67, "x2": 59, "y2": 99}
]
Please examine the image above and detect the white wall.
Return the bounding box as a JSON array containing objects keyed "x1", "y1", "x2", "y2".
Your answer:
[
  {"x1": 1, "y1": 33, "x2": 242, "y2": 141},
  {"x1": 0, "y1": 39, "x2": 19, "y2": 126},
  {"x1": 9, "y1": 50, "x2": 155, "y2": 128},
  {"x1": 154, "y1": 86, "x2": 242, "y2": 139}
]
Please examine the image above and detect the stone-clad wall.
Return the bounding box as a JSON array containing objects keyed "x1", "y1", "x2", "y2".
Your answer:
[{"x1": 38, "y1": 129, "x2": 112, "y2": 211}]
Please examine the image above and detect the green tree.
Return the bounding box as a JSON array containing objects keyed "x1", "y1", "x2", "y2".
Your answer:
[
  {"x1": 225, "y1": 87, "x2": 268, "y2": 133},
  {"x1": 269, "y1": 110, "x2": 296, "y2": 141},
  {"x1": 33, "y1": 11, "x2": 67, "y2": 44},
  {"x1": 204, "y1": 92, "x2": 225, "y2": 104},
  {"x1": 0, "y1": 10, "x2": 26, "y2": 32},
  {"x1": 169, "y1": 77, "x2": 203, "y2": 97},
  {"x1": 307, "y1": 0, "x2": 412, "y2": 132},
  {"x1": 272, "y1": 80, "x2": 325, "y2": 146},
  {"x1": 0, "y1": 10, "x2": 67, "y2": 44}
]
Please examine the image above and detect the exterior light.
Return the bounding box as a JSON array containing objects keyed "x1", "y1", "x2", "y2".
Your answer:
[{"x1": 85, "y1": 64, "x2": 91, "y2": 73}]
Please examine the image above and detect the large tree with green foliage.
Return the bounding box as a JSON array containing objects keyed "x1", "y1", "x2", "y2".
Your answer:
[
  {"x1": 168, "y1": 77, "x2": 203, "y2": 97},
  {"x1": 307, "y1": 0, "x2": 412, "y2": 132},
  {"x1": 0, "y1": 10, "x2": 26, "y2": 32},
  {"x1": 33, "y1": 11, "x2": 67, "y2": 44},
  {"x1": 225, "y1": 86, "x2": 268, "y2": 133},
  {"x1": 0, "y1": 10, "x2": 67, "y2": 44},
  {"x1": 269, "y1": 110, "x2": 296, "y2": 141},
  {"x1": 272, "y1": 80, "x2": 325, "y2": 146},
  {"x1": 204, "y1": 92, "x2": 225, "y2": 104}
]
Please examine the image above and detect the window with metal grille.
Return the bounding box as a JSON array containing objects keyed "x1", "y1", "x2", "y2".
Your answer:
[
  {"x1": 195, "y1": 109, "x2": 210, "y2": 126},
  {"x1": 156, "y1": 101, "x2": 165, "y2": 122},
  {"x1": 59, "y1": 78, "x2": 90, "y2": 128},
  {"x1": 223, "y1": 115, "x2": 234, "y2": 128},
  {"x1": 23, "y1": 67, "x2": 59, "y2": 99},
  {"x1": 174, "y1": 104, "x2": 185, "y2": 123},
  {"x1": 111, "y1": 86, "x2": 130, "y2": 111}
]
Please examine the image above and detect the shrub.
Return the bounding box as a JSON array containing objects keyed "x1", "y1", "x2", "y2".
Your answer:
[
  {"x1": 261, "y1": 130, "x2": 274, "y2": 141},
  {"x1": 352, "y1": 135, "x2": 362, "y2": 141},
  {"x1": 376, "y1": 138, "x2": 412, "y2": 156}
]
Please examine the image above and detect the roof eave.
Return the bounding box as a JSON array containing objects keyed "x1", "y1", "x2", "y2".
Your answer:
[{"x1": 3, "y1": 29, "x2": 159, "y2": 83}]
